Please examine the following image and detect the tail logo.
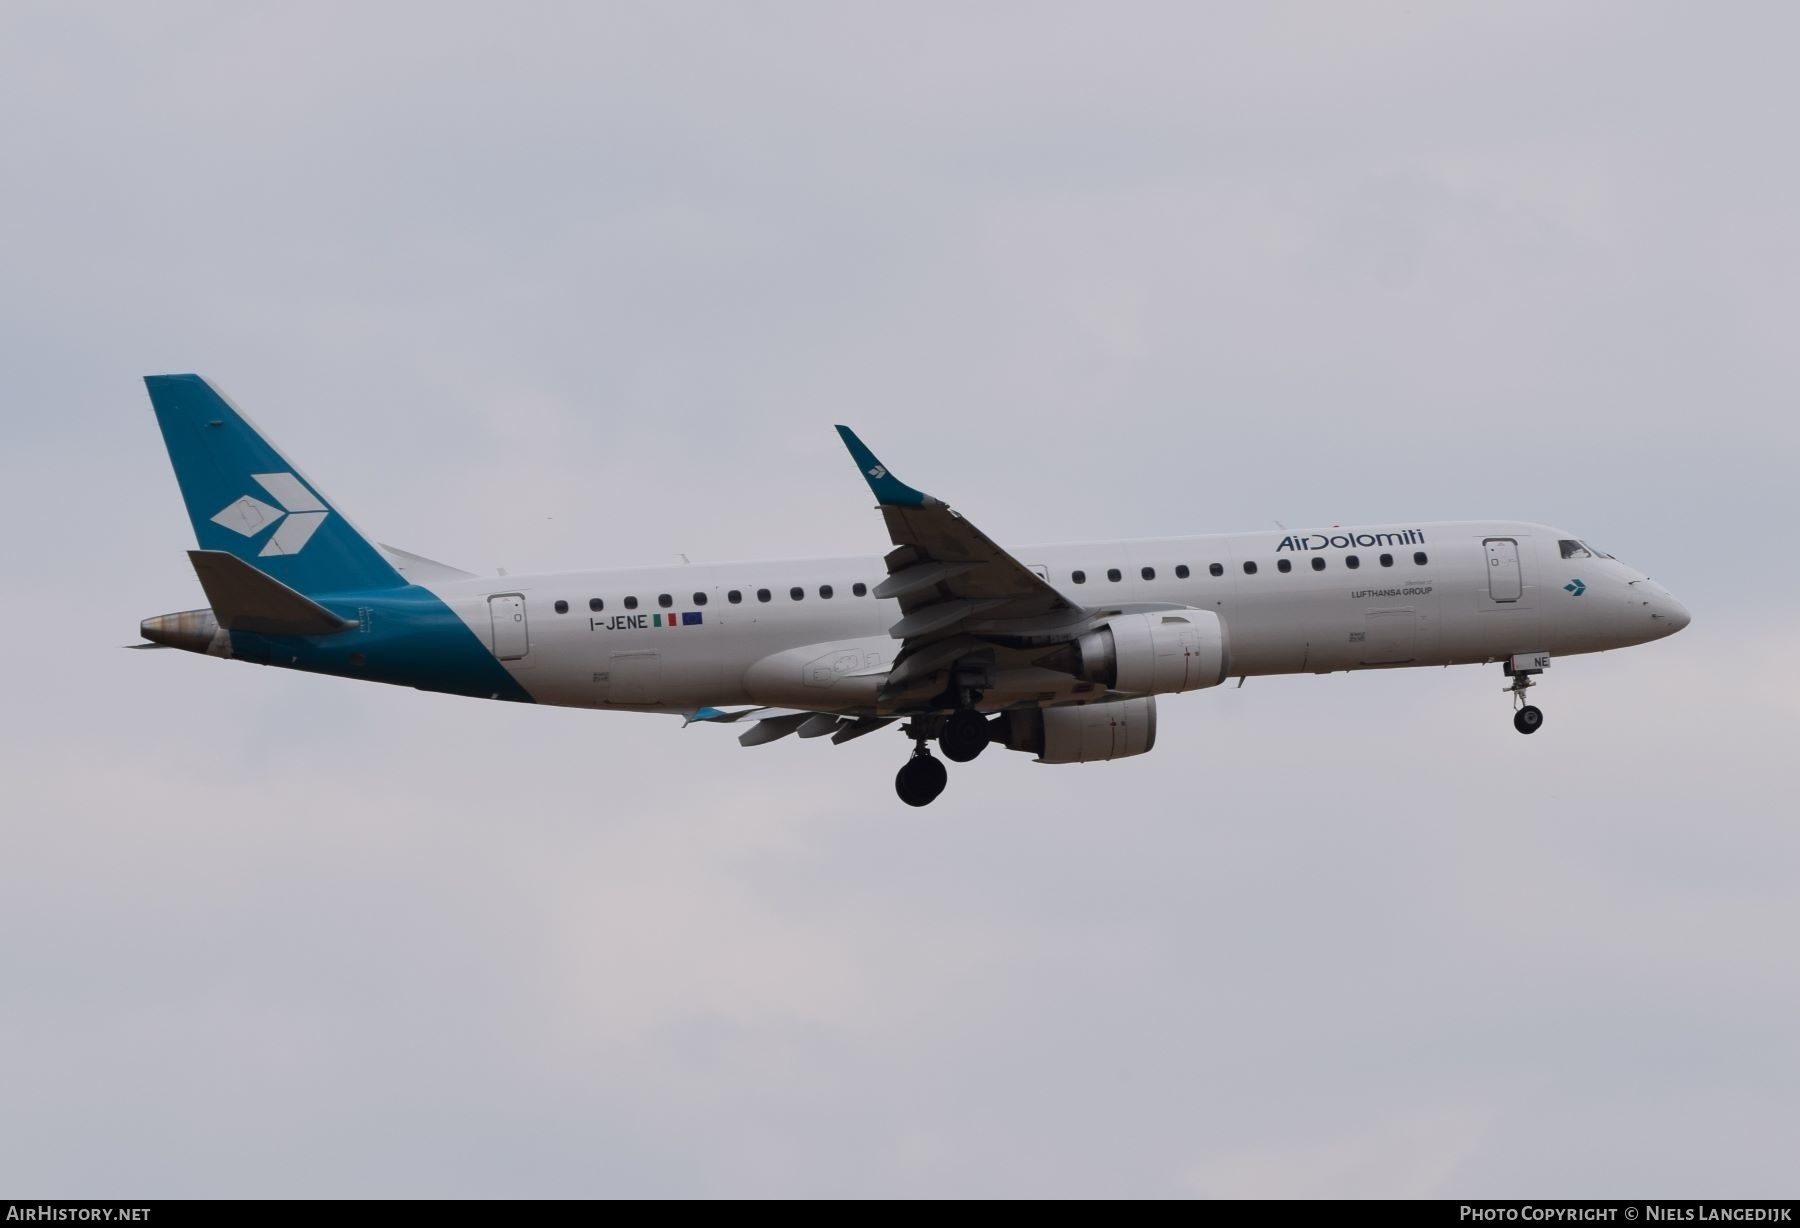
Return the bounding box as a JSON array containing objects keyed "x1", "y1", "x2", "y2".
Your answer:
[{"x1": 210, "y1": 473, "x2": 330, "y2": 557}]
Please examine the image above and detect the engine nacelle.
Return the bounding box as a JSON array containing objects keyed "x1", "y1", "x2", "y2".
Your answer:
[
  {"x1": 1000, "y1": 697, "x2": 1158, "y2": 763},
  {"x1": 1070, "y1": 609, "x2": 1229, "y2": 695}
]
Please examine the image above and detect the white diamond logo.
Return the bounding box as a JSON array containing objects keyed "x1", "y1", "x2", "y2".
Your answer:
[
  {"x1": 261, "y1": 510, "x2": 328, "y2": 556},
  {"x1": 211, "y1": 495, "x2": 284, "y2": 537},
  {"x1": 208, "y1": 473, "x2": 330, "y2": 557}
]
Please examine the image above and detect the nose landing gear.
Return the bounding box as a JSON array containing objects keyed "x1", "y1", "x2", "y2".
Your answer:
[{"x1": 1503, "y1": 653, "x2": 1549, "y2": 735}]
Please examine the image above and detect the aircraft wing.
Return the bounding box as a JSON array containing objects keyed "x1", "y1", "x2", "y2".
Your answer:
[
  {"x1": 686, "y1": 705, "x2": 895, "y2": 746},
  {"x1": 835, "y1": 427, "x2": 1081, "y2": 692}
]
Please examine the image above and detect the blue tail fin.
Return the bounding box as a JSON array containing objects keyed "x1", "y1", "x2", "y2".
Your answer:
[{"x1": 144, "y1": 374, "x2": 404, "y2": 596}]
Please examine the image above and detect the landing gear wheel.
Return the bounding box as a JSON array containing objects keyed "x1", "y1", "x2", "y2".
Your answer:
[
  {"x1": 1514, "y1": 705, "x2": 1544, "y2": 735},
  {"x1": 896, "y1": 753, "x2": 948, "y2": 807},
  {"x1": 939, "y1": 710, "x2": 991, "y2": 763}
]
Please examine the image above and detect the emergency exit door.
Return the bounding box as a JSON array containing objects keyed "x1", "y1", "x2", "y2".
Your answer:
[
  {"x1": 488, "y1": 594, "x2": 529, "y2": 659},
  {"x1": 1484, "y1": 538, "x2": 1522, "y2": 603}
]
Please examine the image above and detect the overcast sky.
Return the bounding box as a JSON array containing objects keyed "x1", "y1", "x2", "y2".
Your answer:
[{"x1": 2, "y1": 1, "x2": 1796, "y2": 1198}]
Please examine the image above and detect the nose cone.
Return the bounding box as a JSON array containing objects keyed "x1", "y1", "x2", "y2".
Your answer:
[
  {"x1": 1636, "y1": 579, "x2": 1690, "y2": 638},
  {"x1": 1657, "y1": 597, "x2": 1692, "y2": 635}
]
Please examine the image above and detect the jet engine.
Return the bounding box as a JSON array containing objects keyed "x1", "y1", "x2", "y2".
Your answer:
[
  {"x1": 1058, "y1": 609, "x2": 1230, "y2": 696},
  {"x1": 999, "y1": 696, "x2": 1158, "y2": 763}
]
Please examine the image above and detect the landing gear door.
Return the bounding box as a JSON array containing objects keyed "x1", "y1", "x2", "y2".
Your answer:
[
  {"x1": 489, "y1": 593, "x2": 528, "y2": 660},
  {"x1": 609, "y1": 650, "x2": 661, "y2": 704},
  {"x1": 1361, "y1": 609, "x2": 1416, "y2": 664},
  {"x1": 1484, "y1": 538, "x2": 1522, "y2": 603}
]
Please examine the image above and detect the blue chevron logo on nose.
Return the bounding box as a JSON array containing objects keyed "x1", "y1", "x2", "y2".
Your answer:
[{"x1": 1564, "y1": 578, "x2": 1587, "y2": 596}]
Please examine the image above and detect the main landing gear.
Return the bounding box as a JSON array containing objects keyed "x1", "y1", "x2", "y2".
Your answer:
[
  {"x1": 895, "y1": 745, "x2": 948, "y2": 807},
  {"x1": 1503, "y1": 656, "x2": 1548, "y2": 736},
  {"x1": 938, "y1": 710, "x2": 991, "y2": 763},
  {"x1": 893, "y1": 711, "x2": 997, "y2": 806}
]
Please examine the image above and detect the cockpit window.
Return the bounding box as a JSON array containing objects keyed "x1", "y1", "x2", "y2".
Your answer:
[
  {"x1": 1583, "y1": 541, "x2": 1615, "y2": 559},
  {"x1": 1559, "y1": 539, "x2": 1592, "y2": 560}
]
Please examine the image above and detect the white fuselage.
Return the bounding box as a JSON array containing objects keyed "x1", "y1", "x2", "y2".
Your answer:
[{"x1": 426, "y1": 520, "x2": 1687, "y2": 716}]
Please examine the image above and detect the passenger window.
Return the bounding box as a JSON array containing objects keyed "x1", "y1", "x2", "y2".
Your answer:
[
  {"x1": 820, "y1": 585, "x2": 834, "y2": 599},
  {"x1": 1209, "y1": 563, "x2": 1223, "y2": 577},
  {"x1": 728, "y1": 590, "x2": 742, "y2": 604},
  {"x1": 1414, "y1": 551, "x2": 1428, "y2": 566},
  {"x1": 1345, "y1": 555, "x2": 1360, "y2": 569},
  {"x1": 1107, "y1": 568, "x2": 1122, "y2": 582},
  {"x1": 1141, "y1": 566, "x2": 1156, "y2": 581},
  {"x1": 1277, "y1": 559, "x2": 1292, "y2": 573},
  {"x1": 790, "y1": 586, "x2": 804, "y2": 601},
  {"x1": 553, "y1": 600, "x2": 569, "y2": 614},
  {"x1": 589, "y1": 598, "x2": 604, "y2": 612},
  {"x1": 1559, "y1": 539, "x2": 1593, "y2": 560},
  {"x1": 1311, "y1": 557, "x2": 1325, "y2": 572},
  {"x1": 853, "y1": 582, "x2": 868, "y2": 597},
  {"x1": 1072, "y1": 570, "x2": 1087, "y2": 584},
  {"x1": 693, "y1": 592, "x2": 708, "y2": 606},
  {"x1": 756, "y1": 588, "x2": 771, "y2": 603},
  {"x1": 1243, "y1": 561, "x2": 1258, "y2": 575},
  {"x1": 1379, "y1": 553, "x2": 1394, "y2": 567},
  {"x1": 624, "y1": 596, "x2": 638, "y2": 610},
  {"x1": 1175, "y1": 564, "x2": 1190, "y2": 579},
  {"x1": 658, "y1": 593, "x2": 673, "y2": 608}
]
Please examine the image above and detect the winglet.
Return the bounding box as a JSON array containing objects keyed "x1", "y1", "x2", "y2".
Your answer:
[{"x1": 835, "y1": 426, "x2": 934, "y2": 508}]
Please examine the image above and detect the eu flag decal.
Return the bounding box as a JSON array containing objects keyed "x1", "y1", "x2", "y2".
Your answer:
[{"x1": 682, "y1": 611, "x2": 703, "y2": 626}]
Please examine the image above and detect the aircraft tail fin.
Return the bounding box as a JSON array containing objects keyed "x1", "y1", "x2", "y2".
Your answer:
[{"x1": 144, "y1": 374, "x2": 405, "y2": 596}]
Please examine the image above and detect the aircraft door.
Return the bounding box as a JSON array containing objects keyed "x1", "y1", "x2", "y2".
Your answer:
[
  {"x1": 489, "y1": 594, "x2": 529, "y2": 659},
  {"x1": 1484, "y1": 538, "x2": 1522, "y2": 603}
]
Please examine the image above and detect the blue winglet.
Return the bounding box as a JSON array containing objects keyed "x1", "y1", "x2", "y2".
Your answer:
[{"x1": 834, "y1": 426, "x2": 931, "y2": 508}]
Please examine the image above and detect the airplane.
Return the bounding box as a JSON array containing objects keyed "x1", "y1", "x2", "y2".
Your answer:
[{"x1": 136, "y1": 374, "x2": 1691, "y2": 807}]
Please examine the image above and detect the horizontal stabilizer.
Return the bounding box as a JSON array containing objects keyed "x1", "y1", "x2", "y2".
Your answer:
[{"x1": 188, "y1": 550, "x2": 355, "y2": 635}]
